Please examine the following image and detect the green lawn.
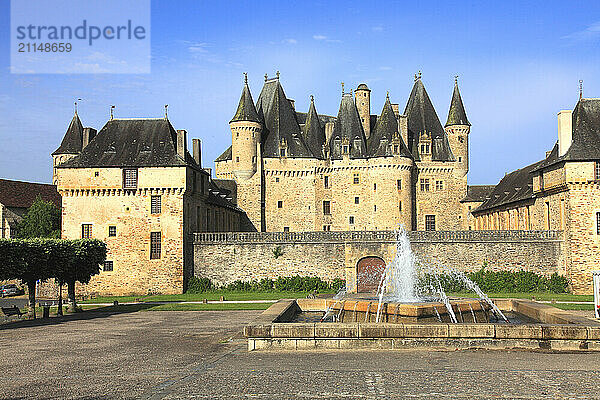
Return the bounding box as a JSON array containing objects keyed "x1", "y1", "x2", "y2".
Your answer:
[
  {"x1": 81, "y1": 290, "x2": 324, "y2": 304},
  {"x1": 449, "y1": 292, "x2": 593, "y2": 302},
  {"x1": 550, "y1": 303, "x2": 596, "y2": 311}
]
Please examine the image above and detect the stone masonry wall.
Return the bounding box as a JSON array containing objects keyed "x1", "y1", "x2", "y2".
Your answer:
[{"x1": 194, "y1": 230, "x2": 563, "y2": 293}]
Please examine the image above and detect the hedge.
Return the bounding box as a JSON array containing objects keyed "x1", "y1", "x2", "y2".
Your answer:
[{"x1": 187, "y1": 275, "x2": 345, "y2": 294}]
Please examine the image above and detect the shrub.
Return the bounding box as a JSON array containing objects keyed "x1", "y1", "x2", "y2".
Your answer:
[{"x1": 185, "y1": 275, "x2": 346, "y2": 293}]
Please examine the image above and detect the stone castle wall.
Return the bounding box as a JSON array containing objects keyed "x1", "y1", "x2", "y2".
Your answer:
[{"x1": 193, "y1": 230, "x2": 564, "y2": 292}]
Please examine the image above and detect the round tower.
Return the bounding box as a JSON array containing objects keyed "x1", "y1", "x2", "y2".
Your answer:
[
  {"x1": 230, "y1": 74, "x2": 263, "y2": 181},
  {"x1": 445, "y1": 77, "x2": 470, "y2": 177},
  {"x1": 355, "y1": 83, "x2": 371, "y2": 139}
]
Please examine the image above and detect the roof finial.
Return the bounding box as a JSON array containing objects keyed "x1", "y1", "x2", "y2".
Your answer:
[
  {"x1": 264, "y1": 73, "x2": 268, "y2": 82},
  {"x1": 386, "y1": 91, "x2": 390, "y2": 100},
  {"x1": 74, "y1": 98, "x2": 82, "y2": 115},
  {"x1": 243, "y1": 72, "x2": 248, "y2": 85},
  {"x1": 164, "y1": 104, "x2": 168, "y2": 119},
  {"x1": 418, "y1": 70, "x2": 422, "y2": 79},
  {"x1": 579, "y1": 79, "x2": 584, "y2": 100},
  {"x1": 341, "y1": 81, "x2": 345, "y2": 95},
  {"x1": 110, "y1": 105, "x2": 115, "y2": 120},
  {"x1": 455, "y1": 75, "x2": 459, "y2": 84},
  {"x1": 276, "y1": 70, "x2": 280, "y2": 80},
  {"x1": 310, "y1": 94, "x2": 314, "y2": 103}
]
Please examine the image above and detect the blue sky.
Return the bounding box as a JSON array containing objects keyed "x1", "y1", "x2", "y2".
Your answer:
[{"x1": 1, "y1": 1, "x2": 600, "y2": 185}]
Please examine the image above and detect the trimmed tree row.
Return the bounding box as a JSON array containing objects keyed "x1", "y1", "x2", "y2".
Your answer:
[{"x1": 0, "y1": 238, "x2": 106, "y2": 318}]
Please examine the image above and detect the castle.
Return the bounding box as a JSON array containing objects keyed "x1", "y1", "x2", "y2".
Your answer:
[
  {"x1": 49, "y1": 72, "x2": 600, "y2": 295},
  {"x1": 214, "y1": 72, "x2": 478, "y2": 232}
]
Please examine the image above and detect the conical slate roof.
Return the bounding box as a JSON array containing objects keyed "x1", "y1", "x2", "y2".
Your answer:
[
  {"x1": 230, "y1": 81, "x2": 261, "y2": 123},
  {"x1": 329, "y1": 93, "x2": 368, "y2": 159},
  {"x1": 445, "y1": 80, "x2": 470, "y2": 127},
  {"x1": 260, "y1": 79, "x2": 312, "y2": 158},
  {"x1": 404, "y1": 78, "x2": 455, "y2": 161},
  {"x1": 302, "y1": 96, "x2": 326, "y2": 158},
  {"x1": 368, "y1": 94, "x2": 411, "y2": 157},
  {"x1": 52, "y1": 113, "x2": 84, "y2": 155}
]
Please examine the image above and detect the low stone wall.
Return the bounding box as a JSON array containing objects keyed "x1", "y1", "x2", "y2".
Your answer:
[{"x1": 193, "y1": 230, "x2": 564, "y2": 292}]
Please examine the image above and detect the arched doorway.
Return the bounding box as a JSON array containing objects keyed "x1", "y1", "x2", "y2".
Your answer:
[{"x1": 356, "y1": 256, "x2": 386, "y2": 293}]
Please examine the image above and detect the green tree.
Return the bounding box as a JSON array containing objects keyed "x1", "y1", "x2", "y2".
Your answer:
[{"x1": 16, "y1": 196, "x2": 61, "y2": 239}]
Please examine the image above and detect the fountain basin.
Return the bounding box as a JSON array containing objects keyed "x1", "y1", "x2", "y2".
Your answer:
[
  {"x1": 244, "y1": 298, "x2": 600, "y2": 352},
  {"x1": 318, "y1": 298, "x2": 492, "y2": 323}
]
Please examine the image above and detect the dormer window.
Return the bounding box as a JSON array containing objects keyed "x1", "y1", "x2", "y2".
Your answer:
[
  {"x1": 420, "y1": 143, "x2": 430, "y2": 154},
  {"x1": 123, "y1": 169, "x2": 138, "y2": 189},
  {"x1": 280, "y1": 148, "x2": 286, "y2": 157},
  {"x1": 393, "y1": 144, "x2": 399, "y2": 153},
  {"x1": 343, "y1": 145, "x2": 349, "y2": 154}
]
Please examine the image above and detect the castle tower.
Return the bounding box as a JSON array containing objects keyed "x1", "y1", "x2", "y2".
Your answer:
[
  {"x1": 355, "y1": 83, "x2": 371, "y2": 139},
  {"x1": 445, "y1": 77, "x2": 471, "y2": 176},
  {"x1": 52, "y1": 110, "x2": 96, "y2": 184},
  {"x1": 230, "y1": 73, "x2": 263, "y2": 181}
]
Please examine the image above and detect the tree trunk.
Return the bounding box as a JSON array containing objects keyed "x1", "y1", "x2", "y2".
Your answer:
[
  {"x1": 57, "y1": 282, "x2": 63, "y2": 316},
  {"x1": 27, "y1": 280, "x2": 36, "y2": 319},
  {"x1": 67, "y1": 280, "x2": 78, "y2": 312}
]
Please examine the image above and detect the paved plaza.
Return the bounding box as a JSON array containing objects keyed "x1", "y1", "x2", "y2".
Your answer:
[{"x1": 2, "y1": 310, "x2": 600, "y2": 399}]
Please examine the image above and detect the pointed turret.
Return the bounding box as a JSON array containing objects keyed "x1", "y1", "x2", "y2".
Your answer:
[
  {"x1": 368, "y1": 92, "x2": 411, "y2": 157},
  {"x1": 52, "y1": 113, "x2": 84, "y2": 156},
  {"x1": 230, "y1": 73, "x2": 261, "y2": 123},
  {"x1": 445, "y1": 78, "x2": 470, "y2": 127},
  {"x1": 303, "y1": 95, "x2": 326, "y2": 158},
  {"x1": 404, "y1": 73, "x2": 454, "y2": 162},
  {"x1": 444, "y1": 77, "x2": 470, "y2": 176},
  {"x1": 259, "y1": 75, "x2": 312, "y2": 158},
  {"x1": 329, "y1": 90, "x2": 368, "y2": 159},
  {"x1": 230, "y1": 74, "x2": 263, "y2": 180}
]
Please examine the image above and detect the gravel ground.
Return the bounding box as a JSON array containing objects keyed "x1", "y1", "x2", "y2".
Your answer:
[{"x1": 2, "y1": 310, "x2": 600, "y2": 399}]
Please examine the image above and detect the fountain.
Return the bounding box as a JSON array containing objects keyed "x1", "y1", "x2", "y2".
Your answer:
[{"x1": 244, "y1": 227, "x2": 600, "y2": 352}]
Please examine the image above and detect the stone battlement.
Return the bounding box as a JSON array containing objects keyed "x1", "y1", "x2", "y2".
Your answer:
[{"x1": 194, "y1": 230, "x2": 563, "y2": 244}]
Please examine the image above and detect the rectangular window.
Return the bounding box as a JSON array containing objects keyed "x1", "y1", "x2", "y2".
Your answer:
[
  {"x1": 108, "y1": 226, "x2": 116, "y2": 237},
  {"x1": 103, "y1": 261, "x2": 113, "y2": 272},
  {"x1": 373, "y1": 183, "x2": 377, "y2": 191},
  {"x1": 151, "y1": 195, "x2": 162, "y2": 214},
  {"x1": 596, "y1": 162, "x2": 600, "y2": 180},
  {"x1": 354, "y1": 196, "x2": 359, "y2": 204},
  {"x1": 236, "y1": 156, "x2": 240, "y2": 162},
  {"x1": 322, "y1": 225, "x2": 331, "y2": 231},
  {"x1": 123, "y1": 169, "x2": 138, "y2": 189},
  {"x1": 397, "y1": 180, "x2": 401, "y2": 190},
  {"x1": 597, "y1": 212, "x2": 600, "y2": 235},
  {"x1": 374, "y1": 205, "x2": 377, "y2": 212},
  {"x1": 277, "y1": 200, "x2": 283, "y2": 209},
  {"x1": 353, "y1": 173, "x2": 359, "y2": 184},
  {"x1": 399, "y1": 201, "x2": 402, "y2": 212},
  {"x1": 150, "y1": 232, "x2": 161, "y2": 259},
  {"x1": 323, "y1": 200, "x2": 331, "y2": 215},
  {"x1": 349, "y1": 216, "x2": 355, "y2": 225},
  {"x1": 324, "y1": 176, "x2": 329, "y2": 189},
  {"x1": 420, "y1": 178, "x2": 430, "y2": 192},
  {"x1": 425, "y1": 215, "x2": 436, "y2": 231},
  {"x1": 81, "y1": 224, "x2": 92, "y2": 239},
  {"x1": 276, "y1": 177, "x2": 280, "y2": 182},
  {"x1": 283, "y1": 227, "x2": 289, "y2": 232},
  {"x1": 436, "y1": 180, "x2": 444, "y2": 190}
]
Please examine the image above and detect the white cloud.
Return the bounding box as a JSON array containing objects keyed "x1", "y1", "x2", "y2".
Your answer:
[
  {"x1": 313, "y1": 35, "x2": 327, "y2": 40},
  {"x1": 562, "y1": 21, "x2": 600, "y2": 42},
  {"x1": 372, "y1": 25, "x2": 384, "y2": 32},
  {"x1": 312, "y1": 34, "x2": 341, "y2": 43},
  {"x1": 379, "y1": 66, "x2": 392, "y2": 71},
  {"x1": 187, "y1": 42, "x2": 209, "y2": 53},
  {"x1": 282, "y1": 38, "x2": 298, "y2": 44}
]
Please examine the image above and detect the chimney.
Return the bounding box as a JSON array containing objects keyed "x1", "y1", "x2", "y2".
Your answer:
[
  {"x1": 288, "y1": 99, "x2": 295, "y2": 110},
  {"x1": 557, "y1": 110, "x2": 572, "y2": 157},
  {"x1": 176, "y1": 129, "x2": 187, "y2": 159},
  {"x1": 192, "y1": 138, "x2": 202, "y2": 167},
  {"x1": 398, "y1": 115, "x2": 408, "y2": 147},
  {"x1": 82, "y1": 127, "x2": 97, "y2": 149},
  {"x1": 325, "y1": 122, "x2": 335, "y2": 143}
]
